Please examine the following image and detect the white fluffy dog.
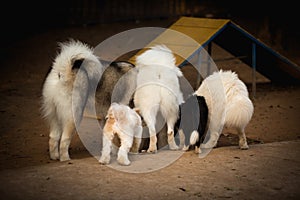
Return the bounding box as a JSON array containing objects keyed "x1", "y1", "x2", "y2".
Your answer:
[
  {"x1": 99, "y1": 103, "x2": 142, "y2": 166},
  {"x1": 41, "y1": 40, "x2": 136, "y2": 162},
  {"x1": 41, "y1": 40, "x2": 102, "y2": 161},
  {"x1": 133, "y1": 45, "x2": 184, "y2": 153},
  {"x1": 194, "y1": 70, "x2": 254, "y2": 150}
]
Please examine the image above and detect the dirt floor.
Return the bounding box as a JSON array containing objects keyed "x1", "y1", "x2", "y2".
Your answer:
[{"x1": 0, "y1": 18, "x2": 300, "y2": 199}]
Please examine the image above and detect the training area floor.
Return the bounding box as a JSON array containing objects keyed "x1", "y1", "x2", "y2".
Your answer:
[{"x1": 1, "y1": 19, "x2": 300, "y2": 199}]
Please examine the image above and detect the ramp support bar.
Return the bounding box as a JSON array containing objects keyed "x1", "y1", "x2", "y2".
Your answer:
[
  {"x1": 252, "y1": 42, "x2": 257, "y2": 99},
  {"x1": 196, "y1": 42, "x2": 213, "y2": 89},
  {"x1": 207, "y1": 42, "x2": 212, "y2": 77},
  {"x1": 196, "y1": 49, "x2": 202, "y2": 89}
]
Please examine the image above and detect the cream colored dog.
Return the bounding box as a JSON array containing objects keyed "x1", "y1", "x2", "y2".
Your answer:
[{"x1": 99, "y1": 103, "x2": 142, "y2": 166}]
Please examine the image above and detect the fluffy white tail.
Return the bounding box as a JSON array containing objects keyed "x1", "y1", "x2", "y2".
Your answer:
[
  {"x1": 190, "y1": 130, "x2": 199, "y2": 145},
  {"x1": 52, "y1": 39, "x2": 102, "y2": 83}
]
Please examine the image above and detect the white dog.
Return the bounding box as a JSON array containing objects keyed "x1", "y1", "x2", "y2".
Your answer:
[
  {"x1": 99, "y1": 102, "x2": 142, "y2": 166},
  {"x1": 41, "y1": 39, "x2": 102, "y2": 161},
  {"x1": 133, "y1": 45, "x2": 184, "y2": 153},
  {"x1": 41, "y1": 39, "x2": 135, "y2": 161},
  {"x1": 194, "y1": 70, "x2": 254, "y2": 150}
]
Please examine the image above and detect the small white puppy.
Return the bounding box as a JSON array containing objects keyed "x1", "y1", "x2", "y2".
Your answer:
[{"x1": 99, "y1": 103, "x2": 142, "y2": 166}]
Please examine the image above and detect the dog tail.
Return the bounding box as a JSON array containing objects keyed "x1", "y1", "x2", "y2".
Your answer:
[
  {"x1": 51, "y1": 39, "x2": 102, "y2": 83},
  {"x1": 190, "y1": 130, "x2": 199, "y2": 145},
  {"x1": 135, "y1": 45, "x2": 177, "y2": 69}
]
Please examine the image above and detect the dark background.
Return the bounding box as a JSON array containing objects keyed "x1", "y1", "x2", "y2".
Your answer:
[{"x1": 1, "y1": 0, "x2": 299, "y2": 54}]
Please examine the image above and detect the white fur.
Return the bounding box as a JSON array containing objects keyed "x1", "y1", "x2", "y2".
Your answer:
[
  {"x1": 195, "y1": 70, "x2": 254, "y2": 149},
  {"x1": 41, "y1": 39, "x2": 102, "y2": 161},
  {"x1": 99, "y1": 103, "x2": 142, "y2": 166},
  {"x1": 134, "y1": 45, "x2": 184, "y2": 153},
  {"x1": 189, "y1": 130, "x2": 199, "y2": 146}
]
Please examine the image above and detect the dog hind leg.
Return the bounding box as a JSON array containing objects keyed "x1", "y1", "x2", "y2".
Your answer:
[
  {"x1": 59, "y1": 121, "x2": 75, "y2": 161},
  {"x1": 166, "y1": 117, "x2": 179, "y2": 150},
  {"x1": 117, "y1": 135, "x2": 133, "y2": 166},
  {"x1": 142, "y1": 107, "x2": 159, "y2": 153},
  {"x1": 49, "y1": 116, "x2": 62, "y2": 160},
  {"x1": 99, "y1": 131, "x2": 113, "y2": 165},
  {"x1": 130, "y1": 125, "x2": 142, "y2": 153},
  {"x1": 200, "y1": 129, "x2": 220, "y2": 149},
  {"x1": 237, "y1": 127, "x2": 249, "y2": 150}
]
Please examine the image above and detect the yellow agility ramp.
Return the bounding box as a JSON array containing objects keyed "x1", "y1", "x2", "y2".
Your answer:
[
  {"x1": 129, "y1": 17, "x2": 229, "y2": 66},
  {"x1": 129, "y1": 16, "x2": 300, "y2": 84}
]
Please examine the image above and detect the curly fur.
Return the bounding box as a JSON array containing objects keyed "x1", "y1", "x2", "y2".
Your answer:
[{"x1": 99, "y1": 103, "x2": 142, "y2": 166}]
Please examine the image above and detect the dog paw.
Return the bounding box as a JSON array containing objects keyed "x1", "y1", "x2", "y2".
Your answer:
[
  {"x1": 50, "y1": 153, "x2": 60, "y2": 161},
  {"x1": 99, "y1": 156, "x2": 110, "y2": 165},
  {"x1": 182, "y1": 145, "x2": 189, "y2": 151},
  {"x1": 194, "y1": 146, "x2": 202, "y2": 154},
  {"x1": 169, "y1": 144, "x2": 179, "y2": 150},
  {"x1": 147, "y1": 145, "x2": 157, "y2": 153},
  {"x1": 117, "y1": 156, "x2": 131, "y2": 166},
  {"x1": 168, "y1": 139, "x2": 179, "y2": 150},
  {"x1": 59, "y1": 155, "x2": 71, "y2": 162},
  {"x1": 129, "y1": 147, "x2": 139, "y2": 154},
  {"x1": 240, "y1": 144, "x2": 249, "y2": 150}
]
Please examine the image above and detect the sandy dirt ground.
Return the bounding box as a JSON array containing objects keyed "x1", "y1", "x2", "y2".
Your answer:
[{"x1": 0, "y1": 19, "x2": 299, "y2": 199}]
